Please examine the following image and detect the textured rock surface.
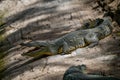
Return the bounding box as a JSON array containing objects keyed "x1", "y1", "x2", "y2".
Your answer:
[{"x1": 0, "y1": 0, "x2": 120, "y2": 80}]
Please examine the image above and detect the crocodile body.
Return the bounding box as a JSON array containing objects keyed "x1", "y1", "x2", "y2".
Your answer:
[
  {"x1": 21, "y1": 17, "x2": 113, "y2": 57},
  {"x1": 63, "y1": 65, "x2": 120, "y2": 80}
]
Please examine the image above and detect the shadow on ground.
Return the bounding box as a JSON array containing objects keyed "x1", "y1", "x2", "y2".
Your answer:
[{"x1": 1, "y1": 0, "x2": 120, "y2": 80}]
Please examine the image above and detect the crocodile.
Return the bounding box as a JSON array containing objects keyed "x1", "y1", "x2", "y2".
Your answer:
[
  {"x1": 20, "y1": 17, "x2": 113, "y2": 57},
  {"x1": 63, "y1": 64, "x2": 120, "y2": 80},
  {"x1": 81, "y1": 18, "x2": 103, "y2": 29}
]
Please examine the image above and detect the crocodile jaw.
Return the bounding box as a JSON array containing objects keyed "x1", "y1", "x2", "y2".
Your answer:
[{"x1": 22, "y1": 47, "x2": 52, "y2": 57}]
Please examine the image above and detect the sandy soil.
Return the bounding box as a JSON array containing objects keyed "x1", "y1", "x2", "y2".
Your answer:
[{"x1": 0, "y1": 0, "x2": 119, "y2": 80}]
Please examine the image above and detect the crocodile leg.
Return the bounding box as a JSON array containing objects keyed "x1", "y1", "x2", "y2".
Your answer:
[
  {"x1": 88, "y1": 33, "x2": 100, "y2": 48},
  {"x1": 62, "y1": 41, "x2": 70, "y2": 54},
  {"x1": 88, "y1": 42, "x2": 99, "y2": 48}
]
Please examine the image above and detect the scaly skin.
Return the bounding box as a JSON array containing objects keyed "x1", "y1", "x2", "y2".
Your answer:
[
  {"x1": 63, "y1": 65, "x2": 120, "y2": 80},
  {"x1": 20, "y1": 17, "x2": 113, "y2": 57}
]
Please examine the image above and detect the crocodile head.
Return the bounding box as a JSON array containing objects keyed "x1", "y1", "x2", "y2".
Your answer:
[
  {"x1": 22, "y1": 46, "x2": 53, "y2": 57},
  {"x1": 77, "y1": 64, "x2": 87, "y2": 73},
  {"x1": 22, "y1": 47, "x2": 52, "y2": 57},
  {"x1": 21, "y1": 41, "x2": 52, "y2": 57}
]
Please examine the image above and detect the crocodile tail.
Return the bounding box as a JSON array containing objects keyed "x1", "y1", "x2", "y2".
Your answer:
[{"x1": 20, "y1": 41, "x2": 48, "y2": 47}]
